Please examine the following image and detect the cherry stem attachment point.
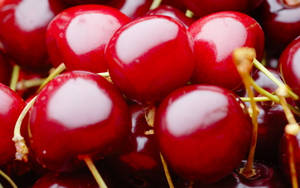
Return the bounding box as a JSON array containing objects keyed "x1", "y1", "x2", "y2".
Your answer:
[
  {"x1": 233, "y1": 47, "x2": 258, "y2": 178},
  {"x1": 253, "y1": 59, "x2": 299, "y2": 100},
  {"x1": 150, "y1": 0, "x2": 162, "y2": 10},
  {"x1": 79, "y1": 155, "x2": 108, "y2": 188},
  {"x1": 37, "y1": 63, "x2": 66, "y2": 92},
  {"x1": 97, "y1": 72, "x2": 112, "y2": 83},
  {"x1": 160, "y1": 153, "x2": 175, "y2": 188},
  {"x1": 16, "y1": 78, "x2": 46, "y2": 91},
  {"x1": 0, "y1": 170, "x2": 17, "y2": 188},
  {"x1": 12, "y1": 96, "x2": 37, "y2": 162},
  {"x1": 10, "y1": 65, "x2": 20, "y2": 91},
  {"x1": 145, "y1": 105, "x2": 156, "y2": 127},
  {"x1": 185, "y1": 10, "x2": 194, "y2": 18}
]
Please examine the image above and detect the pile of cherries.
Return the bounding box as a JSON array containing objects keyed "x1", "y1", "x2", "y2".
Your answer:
[{"x1": 0, "y1": 0, "x2": 299, "y2": 187}]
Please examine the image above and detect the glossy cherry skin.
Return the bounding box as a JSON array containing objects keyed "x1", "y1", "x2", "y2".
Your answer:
[
  {"x1": 29, "y1": 71, "x2": 129, "y2": 171},
  {"x1": 279, "y1": 37, "x2": 300, "y2": 96},
  {"x1": 33, "y1": 172, "x2": 98, "y2": 188},
  {"x1": 0, "y1": 53, "x2": 12, "y2": 85},
  {"x1": 146, "y1": 5, "x2": 195, "y2": 27},
  {"x1": 0, "y1": 0, "x2": 64, "y2": 70},
  {"x1": 257, "y1": 0, "x2": 300, "y2": 54},
  {"x1": 108, "y1": 104, "x2": 166, "y2": 187},
  {"x1": 177, "y1": 0, "x2": 263, "y2": 17},
  {"x1": 155, "y1": 85, "x2": 252, "y2": 183},
  {"x1": 0, "y1": 83, "x2": 25, "y2": 165},
  {"x1": 61, "y1": 0, "x2": 107, "y2": 6},
  {"x1": 106, "y1": 15, "x2": 195, "y2": 104},
  {"x1": 189, "y1": 11, "x2": 264, "y2": 90},
  {"x1": 106, "y1": 0, "x2": 153, "y2": 18},
  {"x1": 46, "y1": 5, "x2": 130, "y2": 73}
]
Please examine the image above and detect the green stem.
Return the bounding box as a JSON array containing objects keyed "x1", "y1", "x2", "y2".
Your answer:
[
  {"x1": 9, "y1": 65, "x2": 20, "y2": 91},
  {"x1": 0, "y1": 170, "x2": 17, "y2": 188},
  {"x1": 185, "y1": 10, "x2": 194, "y2": 18},
  {"x1": 16, "y1": 78, "x2": 46, "y2": 91},
  {"x1": 240, "y1": 96, "x2": 272, "y2": 102},
  {"x1": 160, "y1": 153, "x2": 175, "y2": 188},
  {"x1": 253, "y1": 58, "x2": 299, "y2": 100},
  {"x1": 150, "y1": 0, "x2": 162, "y2": 10}
]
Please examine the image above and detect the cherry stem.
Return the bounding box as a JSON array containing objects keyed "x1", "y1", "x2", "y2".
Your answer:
[
  {"x1": 185, "y1": 10, "x2": 194, "y2": 18},
  {"x1": 80, "y1": 155, "x2": 108, "y2": 188},
  {"x1": 16, "y1": 78, "x2": 46, "y2": 91},
  {"x1": 97, "y1": 72, "x2": 112, "y2": 83},
  {"x1": 276, "y1": 86, "x2": 300, "y2": 188},
  {"x1": 233, "y1": 47, "x2": 258, "y2": 178},
  {"x1": 241, "y1": 96, "x2": 272, "y2": 102},
  {"x1": 0, "y1": 170, "x2": 17, "y2": 188},
  {"x1": 145, "y1": 105, "x2": 156, "y2": 127},
  {"x1": 160, "y1": 153, "x2": 175, "y2": 188},
  {"x1": 150, "y1": 0, "x2": 162, "y2": 10},
  {"x1": 253, "y1": 59, "x2": 299, "y2": 100},
  {"x1": 9, "y1": 65, "x2": 20, "y2": 91},
  {"x1": 12, "y1": 96, "x2": 37, "y2": 162},
  {"x1": 37, "y1": 63, "x2": 66, "y2": 92}
]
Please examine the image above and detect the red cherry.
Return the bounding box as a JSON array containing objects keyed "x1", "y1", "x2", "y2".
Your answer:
[
  {"x1": 33, "y1": 172, "x2": 98, "y2": 188},
  {"x1": 108, "y1": 104, "x2": 166, "y2": 187},
  {"x1": 46, "y1": 5, "x2": 130, "y2": 73},
  {"x1": 175, "y1": 0, "x2": 263, "y2": 17},
  {"x1": 106, "y1": 15, "x2": 195, "y2": 103},
  {"x1": 146, "y1": 5, "x2": 195, "y2": 27},
  {"x1": 161, "y1": 0, "x2": 186, "y2": 11},
  {"x1": 106, "y1": 0, "x2": 153, "y2": 18},
  {"x1": 155, "y1": 85, "x2": 252, "y2": 183},
  {"x1": 257, "y1": 0, "x2": 300, "y2": 54},
  {"x1": 279, "y1": 37, "x2": 300, "y2": 97},
  {"x1": 61, "y1": 0, "x2": 107, "y2": 6},
  {"x1": 0, "y1": 0, "x2": 64, "y2": 70},
  {"x1": 189, "y1": 11, "x2": 264, "y2": 90},
  {"x1": 0, "y1": 83, "x2": 25, "y2": 166},
  {"x1": 0, "y1": 53, "x2": 12, "y2": 85},
  {"x1": 29, "y1": 71, "x2": 129, "y2": 171}
]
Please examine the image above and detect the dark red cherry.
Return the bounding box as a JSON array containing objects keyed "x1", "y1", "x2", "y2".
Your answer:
[
  {"x1": 106, "y1": 15, "x2": 195, "y2": 103},
  {"x1": 29, "y1": 71, "x2": 129, "y2": 171},
  {"x1": 146, "y1": 5, "x2": 195, "y2": 27},
  {"x1": 0, "y1": 53, "x2": 12, "y2": 85},
  {"x1": 61, "y1": 0, "x2": 107, "y2": 6},
  {"x1": 0, "y1": 0, "x2": 64, "y2": 70},
  {"x1": 189, "y1": 11, "x2": 264, "y2": 90},
  {"x1": 108, "y1": 104, "x2": 166, "y2": 187},
  {"x1": 177, "y1": 0, "x2": 263, "y2": 17},
  {"x1": 0, "y1": 83, "x2": 25, "y2": 166},
  {"x1": 106, "y1": 0, "x2": 153, "y2": 18},
  {"x1": 155, "y1": 85, "x2": 252, "y2": 183},
  {"x1": 161, "y1": 0, "x2": 186, "y2": 11},
  {"x1": 46, "y1": 5, "x2": 130, "y2": 73},
  {"x1": 279, "y1": 37, "x2": 300, "y2": 97},
  {"x1": 257, "y1": 0, "x2": 300, "y2": 54},
  {"x1": 32, "y1": 172, "x2": 98, "y2": 188}
]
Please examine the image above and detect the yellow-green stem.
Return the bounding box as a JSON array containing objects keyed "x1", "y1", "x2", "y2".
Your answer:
[
  {"x1": 160, "y1": 153, "x2": 175, "y2": 188},
  {"x1": 10, "y1": 65, "x2": 20, "y2": 91},
  {"x1": 0, "y1": 170, "x2": 17, "y2": 188},
  {"x1": 16, "y1": 78, "x2": 46, "y2": 91},
  {"x1": 150, "y1": 0, "x2": 162, "y2": 10},
  {"x1": 185, "y1": 10, "x2": 194, "y2": 18}
]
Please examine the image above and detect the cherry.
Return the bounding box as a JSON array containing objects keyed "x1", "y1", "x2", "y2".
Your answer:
[
  {"x1": 189, "y1": 11, "x2": 264, "y2": 90},
  {"x1": 176, "y1": 0, "x2": 263, "y2": 17},
  {"x1": 161, "y1": 0, "x2": 186, "y2": 11},
  {"x1": 146, "y1": 5, "x2": 195, "y2": 27},
  {"x1": 257, "y1": 0, "x2": 300, "y2": 55},
  {"x1": 106, "y1": 15, "x2": 195, "y2": 103},
  {"x1": 46, "y1": 5, "x2": 130, "y2": 73},
  {"x1": 0, "y1": 0, "x2": 64, "y2": 70},
  {"x1": 155, "y1": 85, "x2": 252, "y2": 183},
  {"x1": 107, "y1": 104, "x2": 166, "y2": 187},
  {"x1": 0, "y1": 53, "x2": 12, "y2": 85},
  {"x1": 32, "y1": 172, "x2": 98, "y2": 188},
  {"x1": 29, "y1": 71, "x2": 129, "y2": 171},
  {"x1": 279, "y1": 37, "x2": 300, "y2": 97},
  {"x1": 106, "y1": 0, "x2": 153, "y2": 18},
  {"x1": 61, "y1": 0, "x2": 107, "y2": 6},
  {"x1": 0, "y1": 83, "x2": 25, "y2": 166}
]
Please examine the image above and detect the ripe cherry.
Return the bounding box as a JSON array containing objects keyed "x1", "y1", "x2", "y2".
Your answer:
[
  {"x1": 155, "y1": 85, "x2": 252, "y2": 183},
  {"x1": 29, "y1": 71, "x2": 129, "y2": 171},
  {"x1": 0, "y1": 0, "x2": 64, "y2": 70},
  {"x1": 189, "y1": 11, "x2": 264, "y2": 90},
  {"x1": 176, "y1": 0, "x2": 263, "y2": 17},
  {"x1": 146, "y1": 5, "x2": 195, "y2": 27},
  {"x1": 106, "y1": 15, "x2": 195, "y2": 103},
  {"x1": 106, "y1": 0, "x2": 153, "y2": 18},
  {"x1": 46, "y1": 5, "x2": 130, "y2": 73},
  {"x1": 107, "y1": 104, "x2": 166, "y2": 187},
  {"x1": 257, "y1": 0, "x2": 300, "y2": 54},
  {"x1": 0, "y1": 83, "x2": 25, "y2": 166},
  {"x1": 279, "y1": 37, "x2": 300, "y2": 97},
  {"x1": 32, "y1": 172, "x2": 98, "y2": 188}
]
